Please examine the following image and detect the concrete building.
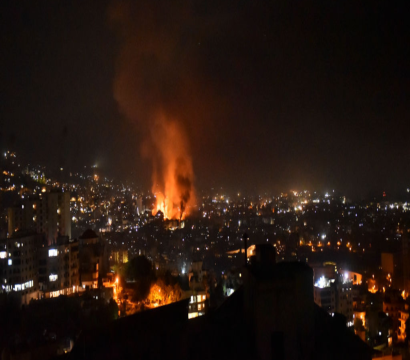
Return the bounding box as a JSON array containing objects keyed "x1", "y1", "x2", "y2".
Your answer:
[
  {"x1": 185, "y1": 290, "x2": 207, "y2": 319},
  {"x1": 7, "y1": 191, "x2": 71, "y2": 245},
  {"x1": 188, "y1": 260, "x2": 207, "y2": 291},
  {"x1": 0, "y1": 232, "x2": 80, "y2": 304},
  {"x1": 314, "y1": 278, "x2": 336, "y2": 314},
  {"x1": 38, "y1": 236, "x2": 80, "y2": 298},
  {"x1": 112, "y1": 249, "x2": 128, "y2": 264},
  {"x1": 383, "y1": 290, "x2": 405, "y2": 332},
  {"x1": 79, "y1": 229, "x2": 105, "y2": 289},
  {"x1": 0, "y1": 233, "x2": 43, "y2": 304},
  {"x1": 7, "y1": 205, "x2": 34, "y2": 237},
  {"x1": 314, "y1": 275, "x2": 354, "y2": 325},
  {"x1": 70, "y1": 243, "x2": 372, "y2": 360},
  {"x1": 336, "y1": 281, "x2": 354, "y2": 326},
  {"x1": 179, "y1": 260, "x2": 209, "y2": 319}
]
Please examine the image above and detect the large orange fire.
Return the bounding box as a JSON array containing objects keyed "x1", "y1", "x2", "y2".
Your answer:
[
  {"x1": 110, "y1": 3, "x2": 196, "y2": 221},
  {"x1": 147, "y1": 113, "x2": 195, "y2": 220}
]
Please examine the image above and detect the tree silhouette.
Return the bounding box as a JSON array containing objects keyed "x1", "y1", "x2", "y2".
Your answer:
[{"x1": 124, "y1": 256, "x2": 155, "y2": 302}]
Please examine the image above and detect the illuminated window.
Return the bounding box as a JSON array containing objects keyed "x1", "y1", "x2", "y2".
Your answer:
[
  {"x1": 49, "y1": 249, "x2": 58, "y2": 257},
  {"x1": 202, "y1": 295, "x2": 206, "y2": 300},
  {"x1": 8, "y1": 259, "x2": 12, "y2": 266},
  {"x1": 190, "y1": 296, "x2": 195, "y2": 303},
  {"x1": 197, "y1": 295, "x2": 201, "y2": 302},
  {"x1": 49, "y1": 274, "x2": 58, "y2": 282},
  {"x1": 21, "y1": 280, "x2": 33, "y2": 290},
  {"x1": 188, "y1": 312, "x2": 199, "y2": 319},
  {"x1": 198, "y1": 304, "x2": 202, "y2": 310},
  {"x1": 0, "y1": 251, "x2": 6, "y2": 259}
]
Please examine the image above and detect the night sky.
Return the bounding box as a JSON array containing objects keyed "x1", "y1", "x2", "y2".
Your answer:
[{"x1": 1, "y1": 0, "x2": 409, "y2": 198}]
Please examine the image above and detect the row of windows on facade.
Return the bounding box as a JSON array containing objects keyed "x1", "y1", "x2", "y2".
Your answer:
[
  {"x1": 3, "y1": 280, "x2": 34, "y2": 292},
  {"x1": 189, "y1": 303, "x2": 205, "y2": 311},
  {"x1": 190, "y1": 295, "x2": 206, "y2": 303}
]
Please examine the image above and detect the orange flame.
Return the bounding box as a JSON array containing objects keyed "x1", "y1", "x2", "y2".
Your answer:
[{"x1": 147, "y1": 113, "x2": 195, "y2": 220}]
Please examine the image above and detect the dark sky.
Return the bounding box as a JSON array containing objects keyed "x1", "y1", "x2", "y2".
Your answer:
[{"x1": 1, "y1": 0, "x2": 409, "y2": 198}]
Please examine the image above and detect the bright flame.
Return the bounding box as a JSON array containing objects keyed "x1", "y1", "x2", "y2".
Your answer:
[
  {"x1": 148, "y1": 114, "x2": 195, "y2": 220},
  {"x1": 111, "y1": 4, "x2": 195, "y2": 221}
]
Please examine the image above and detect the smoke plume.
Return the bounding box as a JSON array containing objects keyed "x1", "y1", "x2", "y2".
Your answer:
[{"x1": 110, "y1": 1, "x2": 196, "y2": 219}]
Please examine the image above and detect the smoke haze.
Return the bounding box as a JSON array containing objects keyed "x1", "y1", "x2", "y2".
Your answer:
[{"x1": 111, "y1": 1, "x2": 198, "y2": 217}]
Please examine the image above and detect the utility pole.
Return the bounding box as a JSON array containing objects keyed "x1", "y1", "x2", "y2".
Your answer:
[{"x1": 243, "y1": 232, "x2": 248, "y2": 267}]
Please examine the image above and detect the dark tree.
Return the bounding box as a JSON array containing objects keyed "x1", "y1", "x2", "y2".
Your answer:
[
  {"x1": 124, "y1": 256, "x2": 155, "y2": 302},
  {"x1": 125, "y1": 255, "x2": 154, "y2": 280}
]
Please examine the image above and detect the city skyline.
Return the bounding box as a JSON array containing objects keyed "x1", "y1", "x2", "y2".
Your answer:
[
  {"x1": 1, "y1": 1, "x2": 409, "y2": 199},
  {"x1": 2, "y1": 2, "x2": 410, "y2": 358}
]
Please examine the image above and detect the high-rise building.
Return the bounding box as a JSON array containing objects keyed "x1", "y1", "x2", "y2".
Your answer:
[
  {"x1": 38, "y1": 236, "x2": 80, "y2": 298},
  {"x1": 314, "y1": 275, "x2": 354, "y2": 326},
  {"x1": 7, "y1": 190, "x2": 71, "y2": 245},
  {"x1": 0, "y1": 233, "x2": 43, "y2": 305},
  {"x1": 0, "y1": 232, "x2": 80, "y2": 304}
]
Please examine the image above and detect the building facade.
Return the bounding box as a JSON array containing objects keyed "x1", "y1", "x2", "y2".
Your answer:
[
  {"x1": 7, "y1": 191, "x2": 71, "y2": 245},
  {"x1": 38, "y1": 236, "x2": 80, "y2": 298},
  {"x1": 0, "y1": 233, "x2": 43, "y2": 304}
]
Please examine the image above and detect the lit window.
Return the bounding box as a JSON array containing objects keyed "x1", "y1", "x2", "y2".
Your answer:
[
  {"x1": 49, "y1": 274, "x2": 58, "y2": 282},
  {"x1": 48, "y1": 249, "x2": 58, "y2": 257},
  {"x1": 202, "y1": 295, "x2": 206, "y2": 300},
  {"x1": 8, "y1": 259, "x2": 12, "y2": 266},
  {"x1": 0, "y1": 251, "x2": 6, "y2": 259},
  {"x1": 197, "y1": 295, "x2": 201, "y2": 302},
  {"x1": 190, "y1": 296, "x2": 195, "y2": 303},
  {"x1": 198, "y1": 304, "x2": 202, "y2": 310},
  {"x1": 188, "y1": 312, "x2": 199, "y2": 319}
]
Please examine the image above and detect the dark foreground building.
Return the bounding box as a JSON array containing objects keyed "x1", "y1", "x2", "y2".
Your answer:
[{"x1": 69, "y1": 245, "x2": 372, "y2": 360}]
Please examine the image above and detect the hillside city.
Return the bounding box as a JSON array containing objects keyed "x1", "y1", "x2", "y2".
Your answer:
[{"x1": 2, "y1": 150, "x2": 410, "y2": 359}]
